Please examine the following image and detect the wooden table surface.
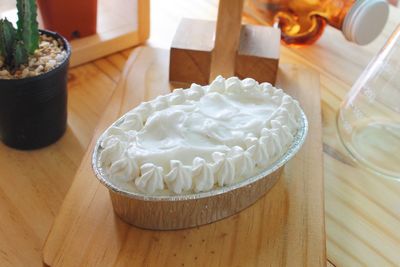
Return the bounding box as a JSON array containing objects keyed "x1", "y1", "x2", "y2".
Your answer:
[{"x1": 0, "y1": 1, "x2": 399, "y2": 266}]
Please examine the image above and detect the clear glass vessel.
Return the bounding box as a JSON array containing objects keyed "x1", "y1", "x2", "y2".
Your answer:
[{"x1": 337, "y1": 24, "x2": 400, "y2": 179}]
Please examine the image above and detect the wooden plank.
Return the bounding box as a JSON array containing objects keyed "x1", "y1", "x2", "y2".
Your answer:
[
  {"x1": 43, "y1": 46, "x2": 325, "y2": 266},
  {"x1": 69, "y1": 0, "x2": 150, "y2": 67}
]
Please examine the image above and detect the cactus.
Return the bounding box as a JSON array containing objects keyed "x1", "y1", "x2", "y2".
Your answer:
[
  {"x1": 0, "y1": 19, "x2": 17, "y2": 66},
  {"x1": 14, "y1": 41, "x2": 29, "y2": 67},
  {"x1": 0, "y1": 0, "x2": 39, "y2": 71},
  {"x1": 17, "y1": 0, "x2": 39, "y2": 54}
]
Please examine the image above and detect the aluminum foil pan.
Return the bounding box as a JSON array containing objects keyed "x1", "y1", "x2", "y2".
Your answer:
[{"x1": 92, "y1": 110, "x2": 308, "y2": 230}]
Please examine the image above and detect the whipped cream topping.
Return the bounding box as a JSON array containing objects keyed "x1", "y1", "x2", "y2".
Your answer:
[
  {"x1": 135, "y1": 163, "x2": 164, "y2": 194},
  {"x1": 192, "y1": 157, "x2": 214, "y2": 193},
  {"x1": 99, "y1": 76, "x2": 302, "y2": 195}
]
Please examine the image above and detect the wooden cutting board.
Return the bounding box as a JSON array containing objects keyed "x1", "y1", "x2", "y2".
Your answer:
[{"x1": 43, "y1": 47, "x2": 325, "y2": 267}]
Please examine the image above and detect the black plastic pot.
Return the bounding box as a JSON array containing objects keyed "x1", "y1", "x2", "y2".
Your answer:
[{"x1": 0, "y1": 30, "x2": 71, "y2": 150}]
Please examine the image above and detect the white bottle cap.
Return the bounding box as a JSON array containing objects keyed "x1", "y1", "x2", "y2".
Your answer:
[{"x1": 342, "y1": 0, "x2": 389, "y2": 45}]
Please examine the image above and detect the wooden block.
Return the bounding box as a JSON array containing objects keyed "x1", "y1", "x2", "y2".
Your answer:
[
  {"x1": 169, "y1": 0, "x2": 280, "y2": 86},
  {"x1": 169, "y1": 19, "x2": 215, "y2": 85},
  {"x1": 170, "y1": 19, "x2": 280, "y2": 85},
  {"x1": 209, "y1": 0, "x2": 244, "y2": 80},
  {"x1": 235, "y1": 24, "x2": 280, "y2": 84}
]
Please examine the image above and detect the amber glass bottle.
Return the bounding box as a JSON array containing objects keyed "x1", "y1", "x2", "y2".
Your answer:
[{"x1": 246, "y1": 0, "x2": 389, "y2": 46}]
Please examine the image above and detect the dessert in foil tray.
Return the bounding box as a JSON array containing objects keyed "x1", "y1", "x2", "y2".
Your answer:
[{"x1": 97, "y1": 76, "x2": 303, "y2": 196}]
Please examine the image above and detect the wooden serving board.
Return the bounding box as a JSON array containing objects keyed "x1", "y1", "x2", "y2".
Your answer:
[{"x1": 43, "y1": 47, "x2": 325, "y2": 267}]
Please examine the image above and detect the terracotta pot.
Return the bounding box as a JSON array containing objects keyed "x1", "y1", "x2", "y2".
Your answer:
[
  {"x1": 37, "y1": 0, "x2": 97, "y2": 40},
  {"x1": 0, "y1": 30, "x2": 71, "y2": 150}
]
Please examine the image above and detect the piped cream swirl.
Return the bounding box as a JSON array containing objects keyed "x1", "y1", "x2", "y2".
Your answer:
[
  {"x1": 135, "y1": 163, "x2": 164, "y2": 194},
  {"x1": 165, "y1": 160, "x2": 192, "y2": 194},
  {"x1": 212, "y1": 152, "x2": 236, "y2": 186},
  {"x1": 192, "y1": 157, "x2": 214, "y2": 193}
]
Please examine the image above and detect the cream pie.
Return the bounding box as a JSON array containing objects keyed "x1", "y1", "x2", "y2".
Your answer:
[{"x1": 98, "y1": 76, "x2": 302, "y2": 195}]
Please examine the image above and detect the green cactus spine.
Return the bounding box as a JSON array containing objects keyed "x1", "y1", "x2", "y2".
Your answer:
[
  {"x1": 16, "y1": 0, "x2": 39, "y2": 54},
  {"x1": 14, "y1": 41, "x2": 29, "y2": 67},
  {"x1": 0, "y1": 0, "x2": 39, "y2": 71},
  {"x1": 0, "y1": 19, "x2": 17, "y2": 66}
]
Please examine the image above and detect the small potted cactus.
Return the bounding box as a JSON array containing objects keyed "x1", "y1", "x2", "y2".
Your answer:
[{"x1": 0, "y1": 0, "x2": 71, "y2": 150}]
